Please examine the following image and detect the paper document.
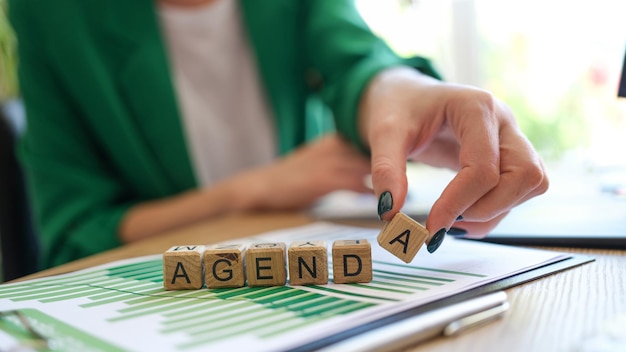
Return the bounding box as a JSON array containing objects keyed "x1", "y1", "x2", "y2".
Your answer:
[{"x1": 0, "y1": 222, "x2": 571, "y2": 351}]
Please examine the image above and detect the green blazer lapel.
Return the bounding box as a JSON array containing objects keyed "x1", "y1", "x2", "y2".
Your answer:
[
  {"x1": 102, "y1": 0, "x2": 196, "y2": 193},
  {"x1": 239, "y1": 0, "x2": 305, "y2": 154}
]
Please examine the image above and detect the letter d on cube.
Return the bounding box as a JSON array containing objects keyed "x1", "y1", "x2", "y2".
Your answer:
[{"x1": 332, "y1": 240, "x2": 372, "y2": 284}]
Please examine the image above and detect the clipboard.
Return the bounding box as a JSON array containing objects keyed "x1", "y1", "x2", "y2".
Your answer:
[{"x1": 291, "y1": 253, "x2": 594, "y2": 351}]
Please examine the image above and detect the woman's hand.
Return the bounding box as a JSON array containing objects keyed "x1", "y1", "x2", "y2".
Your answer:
[
  {"x1": 359, "y1": 66, "x2": 549, "y2": 247},
  {"x1": 230, "y1": 133, "x2": 372, "y2": 211}
]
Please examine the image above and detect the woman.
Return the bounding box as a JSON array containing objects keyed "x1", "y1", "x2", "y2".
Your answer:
[{"x1": 9, "y1": 0, "x2": 548, "y2": 268}]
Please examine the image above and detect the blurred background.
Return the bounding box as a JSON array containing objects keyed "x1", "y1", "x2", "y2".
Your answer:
[
  {"x1": 1, "y1": 0, "x2": 625, "y2": 280},
  {"x1": 2, "y1": 0, "x2": 625, "y2": 170},
  {"x1": 352, "y1": 0, "x2": 626, "y2": 240},
  {"x1": 356, "y1": 0, "x2": 626, "y2": 170},
  {"x1": 0, "y1": 0, "x2": 16, "y2": 101}
]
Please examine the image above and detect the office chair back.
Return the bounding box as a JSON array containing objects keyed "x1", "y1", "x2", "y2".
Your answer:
[{"x1": 0, "y1": 102, "x2": 39, "y2": 281}]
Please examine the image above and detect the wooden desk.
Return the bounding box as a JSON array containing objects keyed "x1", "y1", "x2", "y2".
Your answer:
[{"x1": 17, "y1": 212, "x2": 626, "y2": 352}]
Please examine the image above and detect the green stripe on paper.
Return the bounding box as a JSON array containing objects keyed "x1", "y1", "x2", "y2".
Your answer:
[
  {"x1": 252, "y1": 288, "x2": 312, "y2": 305},
  {"x1": 259, "y1": 301, "x2": 374, "y2": 338},
  {"x1": 39, "y1": 288, "x2": 108, "y2": 303},
  {"x1": 162, "y1": 301, "x2": 248, "y2": 327},
  {"x1": 162, "y1": 299, "x2": 232, "y2": 318},
  {"x1": 372, "y1": 269, "x2": 453, "y2": 283},
  {"x1": 79, "y1": 287, "x2": 164, "y2": 308},
  {"x1": 350, "y1": 282, "x2": 414, "y2": 294},
  {"x1": 373, "y1": 260, "x2": 487, "y2": 277},
  {"x1": 0, "y1": 308, "x2": 126, "y2": 351},
  {"x1": 10, "y1": 286, "x2": 100, "y2": 302},
  {"x1": 372, "y1": 273, "x2": 437, "y2": 288},
  {"x1": 111, "y1": 299, "x2": 237, "y2": 323},
  {"x1": 186, "y1": 306, "x2": 289, "y2": 337},
  {"x1": 177, "y1": 310, "x2": 297, "y2": 348},
  {"x1": 307, "y1": 286, "x2": 399, "y2": 302},
  {"x1": 281, "y1": 296, "x2": 338, "y2": 311}
]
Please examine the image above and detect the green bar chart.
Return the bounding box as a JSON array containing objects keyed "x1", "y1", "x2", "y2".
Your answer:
[{"x1": 0, "y1": 256, "x2": 484, "y2": 351}]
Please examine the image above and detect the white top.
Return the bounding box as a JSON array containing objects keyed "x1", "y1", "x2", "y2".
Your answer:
[{"x1": 158, "y1": 0, "x2": 277, "y2": 186}]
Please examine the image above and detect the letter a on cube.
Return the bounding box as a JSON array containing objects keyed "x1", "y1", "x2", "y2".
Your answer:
[
  {"x1": 288, "y1": 241, "x2": 328, "y2": 286},
  {"x1": 332, "y1": 240, "x2": 372, "y2": 284},
  {"x1": 204, "y1": 243, "x2": 247, "y2": 289},
  {"x1": 377, "y1": 212, "x2": 429, "y2": 263},
  {"x1": 246, "y1": 242, "x2": 287, "y2": 287},
  {"x1": 163, "y1": 245, "x2": 205, "y2": 290}
]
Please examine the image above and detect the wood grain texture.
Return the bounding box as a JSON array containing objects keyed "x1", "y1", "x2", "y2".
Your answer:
[
  {"x1": 378, "y1": 212, "x2": 429, "y2": 263},
  {"x1": 288, "y1": 240, "x2": 328, "y2": 286},
  {"x1": 246, "y1": 242, "x2": 287, "y2": 287},
  {"x1": 405, "y1": 248, "x2": 626, "y2": 352},
  {"x1": 332, "y1": 239, "x2": 372, "y2": 284},
  {"x1": 163, "y1": 245, "x2": 205, "y2": 290},
  {"x1": 204, "y1": 243, "x2": 246, "y2": 288}
]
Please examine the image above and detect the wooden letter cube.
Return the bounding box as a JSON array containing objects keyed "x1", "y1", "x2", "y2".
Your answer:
[
  {"x1": 246, "y1": 242, "x2": 287, "y2": 287},
  {"x1": 163, "y1": 245, "x2": 205, "y2": 290},
  {"x1": 204, "y1": 243, "x2": 247, "y2": 289},
  {"x1": 288, "y1": 241, "x2": 328, "y2": 286},
  {"x1": 332, "y1": 240, "x2": 372, "y2": 284},
  {"x1": 377, "y1": 212, "x2": 429, "y2": 263}
]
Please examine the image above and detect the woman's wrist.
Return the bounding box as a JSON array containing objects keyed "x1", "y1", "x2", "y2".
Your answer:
[{"x1": 214, "y1": 167, "x2": 270, "y2": 213}]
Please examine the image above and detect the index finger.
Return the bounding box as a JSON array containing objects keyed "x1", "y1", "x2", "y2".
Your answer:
[{"x1": 369, "y1": 114, "x2": 412, "y2": 221}]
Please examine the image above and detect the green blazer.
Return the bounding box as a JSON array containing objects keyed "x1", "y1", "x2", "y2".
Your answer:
[{"x1": 10, "y1": 0, "x2": 439, "y2": 268}]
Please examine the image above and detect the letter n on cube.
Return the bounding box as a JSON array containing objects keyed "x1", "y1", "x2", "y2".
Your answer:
[{"x1": 288, "y1": 241, "x2": 328, "y2": 286}]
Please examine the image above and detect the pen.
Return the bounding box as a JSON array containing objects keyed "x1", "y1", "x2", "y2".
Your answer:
[{"x1": 319, "y1": 291, "x2": 509, "y2": 352}]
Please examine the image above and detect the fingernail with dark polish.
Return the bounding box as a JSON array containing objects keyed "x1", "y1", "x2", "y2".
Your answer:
[
  {"x1": 456, "y1": 215, "x2": 464, "y2": 221},
  {"x1": 447, "y1": 227, "x2": 468, "y2": 237},
  {"x1": 427, "y1": 228, "x2": 446, "y2": 253},
  {"x1": 377, "y1": 191, "x2": 393, "y2": 220}
]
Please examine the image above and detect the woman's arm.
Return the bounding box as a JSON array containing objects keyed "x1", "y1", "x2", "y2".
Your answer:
[{"x1": 119, "y1": 134, "x2": 371, "y2": 242}]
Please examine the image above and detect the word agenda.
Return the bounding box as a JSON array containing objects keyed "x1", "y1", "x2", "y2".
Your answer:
[{"x1": 163, "y1": 240, "x2": 372, "y2": 290}]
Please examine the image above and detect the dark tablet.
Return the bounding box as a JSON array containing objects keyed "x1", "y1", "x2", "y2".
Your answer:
[{"x1": 473, "y1": 185, "x2": 626, "y2": 249}]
